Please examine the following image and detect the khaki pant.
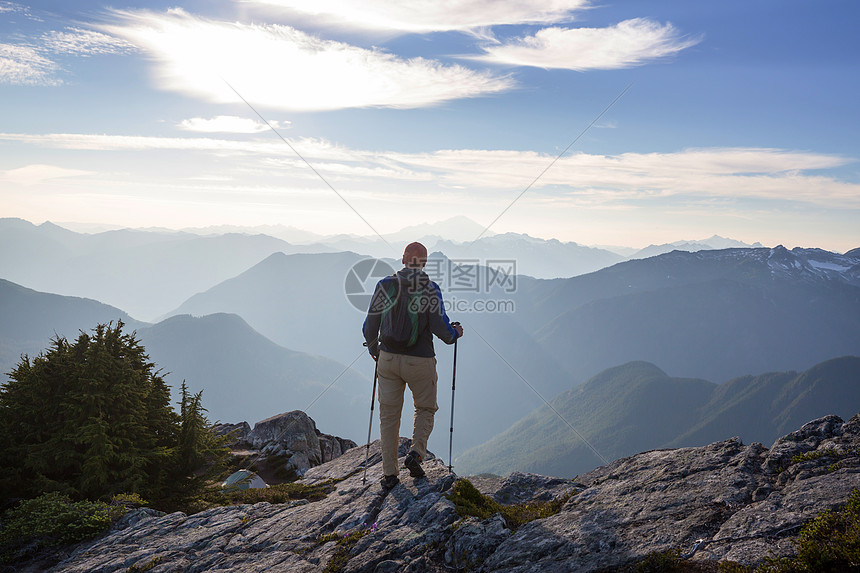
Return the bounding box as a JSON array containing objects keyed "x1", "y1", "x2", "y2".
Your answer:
[{"x1": 377, "y1": 351, "x2": 439, "y2": 476}]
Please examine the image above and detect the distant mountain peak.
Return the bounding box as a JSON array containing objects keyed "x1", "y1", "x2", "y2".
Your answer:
[
  {"x1": 387, "y1": 216, "x2": 492, "y2": 244},
  {"x1": 630, "y1": 236, "x2": 764, "y2": 260}
]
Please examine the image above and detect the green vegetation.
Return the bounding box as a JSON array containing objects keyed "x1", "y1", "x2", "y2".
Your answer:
[
  {"x1": 111, "y1": 492, "x2": 148, "y2": 508},
  {"x1": 632, "y1": 549, "x2": 688, "y2": 572},
  {"x1": 595, "y1": 548, "x2": 723, "y2": 572},
  {"x1": 0, "y1": 492, "x2": 126, "y2": 561},
  {"x1": 0, "y1": 322, "x2": 233, "y2": 564},
  {"x1": 0, "y1": 321, "x2": 230, "y2": 504},
  {"x1": 623, "y1": 488, "x2": 860, "y2": 573},
  {"x1": 318, "y1": 524, "x2": 377, "y2": 573},
  {"x1": 176, "y1": 480, "x2": 338, "y2": 514},
  {"x1": 755, "y1": 488, "x2": 860, "y2": 572},
  {"x1": 447, "y1": 478, "x2": 575, "y2": 531},
  {"x1": 127, "y1": 556, "x2": 161, "y2": 572},
  {"x1": 790, "y1": 448, "x2": 841, "y2": 465}
]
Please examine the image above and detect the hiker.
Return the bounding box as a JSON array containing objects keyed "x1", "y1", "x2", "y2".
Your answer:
[{"x1": 362, "y1": 242, "x2": 463, "y2": 488}]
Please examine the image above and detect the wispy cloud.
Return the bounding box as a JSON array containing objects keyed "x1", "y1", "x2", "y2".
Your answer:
[
  {"x1": 41, "y1": 28, "x2": 136, "y2": 56},
  {"x1": 0, "y1": 26, "x2": 134, "y2": 86},
  {"x1": 2, "y1": 130, "x2": 856, "y2": 206},
  {"x1": 0, "y1": 2, "x2": 38, "y2": 19},
  {"x1": 0, "y1": 43, "x2": 60, "y2": 86},
  {"x1": 0, "y1": 132, "x2": 292, "y2": 153},
  {"x1": 475, "y1": 19, "x2": 700, "y2": 69},
  {"x1": 99, "y1": 9, "x2": 514, "y2": 111},
  {"x1": 0, "y1": 164, "x2": 93, "y2": 185},
  {"x1": 388, "y1": 147, "x2": 857, "y2": 205},
  {"x1": 178, "y1": 115, "x2": 290, "y2": 133},
  {"x1": 250, "y1": 0, "x2": 588, "y2": 32}
]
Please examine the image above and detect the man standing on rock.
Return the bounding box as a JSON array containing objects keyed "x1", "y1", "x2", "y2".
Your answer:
[{"x1": 363, "y1": 242, "x2": 463, "y2": 489}]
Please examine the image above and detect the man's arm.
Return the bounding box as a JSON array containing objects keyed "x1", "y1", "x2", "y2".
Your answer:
[
  {"x1": 427, "y1": 282, "x2": 462, "y2": 344},
  {"x1": 362, "y1": 281, "x2": 385, "y2": 358}
]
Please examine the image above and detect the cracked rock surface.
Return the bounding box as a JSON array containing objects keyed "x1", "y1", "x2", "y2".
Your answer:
[{"x1": 51, "y1": 414, "x2": 860, "y2": 572}]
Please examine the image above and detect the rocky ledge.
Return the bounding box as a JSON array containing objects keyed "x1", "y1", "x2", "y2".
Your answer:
[
  {"x1": 51, "y1": 413, "x2": 860, "y2": 572},
  {"x1": 214, "y1": 410, "x2": 358, "y2": 483}
]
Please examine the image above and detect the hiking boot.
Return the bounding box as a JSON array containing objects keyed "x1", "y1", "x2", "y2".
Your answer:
[
  {"x1": 404, "y1": 450, "x2": 425, "y2": 478},
  {"x1": 380, "y1": 474, "x2": 400, "y2": 489}
]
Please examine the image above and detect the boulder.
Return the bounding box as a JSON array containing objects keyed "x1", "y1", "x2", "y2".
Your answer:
[{"x1": 238, "y1": 411, "x2": 356, "y2": 480}]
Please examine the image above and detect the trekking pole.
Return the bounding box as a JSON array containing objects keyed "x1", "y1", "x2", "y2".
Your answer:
[
  {"x1": 362, "y1": 345, "x2": 379, "y2": 485},
  {"x1": 448, "y1": 322, "x2": 460, "y2": 474}
]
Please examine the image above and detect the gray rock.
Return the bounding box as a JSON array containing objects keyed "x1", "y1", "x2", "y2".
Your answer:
[
  {"x1": 247, "y1": 410, "x2": 321, "y2": 452},
  {"x1": 236, "y1": 411, "x2": 356, "y2": 484},
  {"x1": 49, "y1": 413, "x2": 860, "y2": 573},
  {"x1": 319, "y1": 433, "x2": 359, "y2": 464},
  {"x1": 212, "y1": 421, "x2": 252, "y2": 444},
  {"x1": 493, "y1": 471, "x2": 585, "y2": 504},
  {"x1": 448, "y1": 514, "x2": 511, "y2": 569},
  {"x1": 112, "y1": 507, "x2": 166, "y2": 531},
  {"x1": 762, "y1": 414, "x2": 846, "y2": 474}
]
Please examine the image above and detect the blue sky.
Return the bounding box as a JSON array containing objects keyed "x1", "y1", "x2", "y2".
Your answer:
[{"x1": 1, "y1": 0, "x2": 858, "y2": 251}]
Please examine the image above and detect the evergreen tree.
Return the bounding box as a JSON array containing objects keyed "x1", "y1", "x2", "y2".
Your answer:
[
  {"x1": 0, "y1": 321, "x2": 227, "y2": 504},
  {"x1": 172, "y1": 381, "x2": 230, "y2": 496}
]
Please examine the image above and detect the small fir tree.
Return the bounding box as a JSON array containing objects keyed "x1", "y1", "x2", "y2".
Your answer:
[{"x1": 0, "y1": 321, "x2": 227, "y2": 505}]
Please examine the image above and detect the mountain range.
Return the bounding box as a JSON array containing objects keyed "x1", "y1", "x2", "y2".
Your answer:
[
  {"x1": 628, "y1": 234, "x2": 764, "y2": 260},
  {"x1": 513, "y1": 245, "x2": 860, "y2": 383},
  {"x1": 458, "y1": 356, "x2": 860, "y2": 478},
  {"x1": 0, "y1": 218, "x2": 332, "y2": 321},
  {"x1": 165, "y1": 250, "x2": 577, "y2": 455},
  {"x1": 3, "y1": 216, "x2": 859, "y2": 470},
  {"x1": 0, "y1": 279, "x2": 369, "y2": 440}
]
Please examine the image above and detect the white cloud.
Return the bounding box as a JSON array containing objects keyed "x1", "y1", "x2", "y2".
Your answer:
[
  {"x1": 41, "y1": 28, "x2": 136, "y2": 56},
  {"x1": 0, "y1": 27, "x2": 133, "y2": 86},
  {"x1": 178, "y1": 116, "x2": 289, "y2": 133},
  {"x1": 0, "y1": 132, "x2": 367, "y2": 164},
  {"x1": 386, "y1": 147, "x2": 858, "y2": 205},
  {"x1": 3, "y1": 130, "x2": 856, "y2": 207},
  {"x1": 475, "y1": 19, "x2": 700, "y2": 69},
  {"x1": 1, "y1": 164, "x2": 93, "y2": 186},
  {"x1": 250, "y1": 0, "x2": 588, "y2": 32},
  {"x1": 0, "y1": 2, "x2": 36, "y2": 18},
  {"x1": 99, "y1": 9, "x2": 514, "y2": 111},
  {"x1": 0, "y1": 43, "x2": 60, "y2": 86}
]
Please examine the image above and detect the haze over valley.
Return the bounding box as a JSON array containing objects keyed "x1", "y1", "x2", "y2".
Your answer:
[{"x1": 2, "y1": 216, "x2": 858, "y2": 477}]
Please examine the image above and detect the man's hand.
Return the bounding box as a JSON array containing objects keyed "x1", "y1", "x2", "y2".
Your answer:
[
  {"x1": 363, "y1": 340, "x2": 379, "y2": 360},
  {"x1": 452, "y1": 322, "x2": 464, "y2": 338}
]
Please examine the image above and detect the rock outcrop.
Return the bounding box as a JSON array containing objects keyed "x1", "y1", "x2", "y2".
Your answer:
[
  {"x1": 50, "y1": 414, "x2": 860, "y2": 572},
  {"x1": 219, "y1": 411, "x2": 358, "y2": 482}
]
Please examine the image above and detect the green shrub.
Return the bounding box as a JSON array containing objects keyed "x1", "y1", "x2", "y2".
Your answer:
[
  {"x1": 169, "y1": 479, "x2": 338, "y2": 514},
  {"x1": 0, "y1": 321, "x2": 231, "y2": 510},
  {"x1": 718, "y1": 562, "x2": 753, "y2": 573},
  {"x1": 634, "y1": 549, "x2": 684, "y2": 572},
  {"x1": 111, "y1": 492, "x2": 148, "y2": 508},
  {"x1": 0, "y1": 492, "x2": 126, "y2": 562},
  {"x1": 447, "y1": 478, "x2": 574, "y2": 531},
  {"x1": 321, "y1": 526, "x2": 373, "y2": 573},
  {"x1": 790, "y1": 449, "x2": 841, "y2": 465},
  {"x1": 756, "y1": 488, "x2": 860, "y2": 572}
]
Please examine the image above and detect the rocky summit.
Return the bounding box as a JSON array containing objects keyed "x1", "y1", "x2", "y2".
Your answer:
[{"x1": 51, "y1": 413, "x2": 860, "y2": 572}]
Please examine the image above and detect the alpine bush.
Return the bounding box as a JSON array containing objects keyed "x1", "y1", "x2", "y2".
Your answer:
[
  {"x1": 0, "y1": 492, "x2": 125, "y2": 561},
  {"x1": 0, "y1": 321, "x2": 230, "y2": 506}
]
